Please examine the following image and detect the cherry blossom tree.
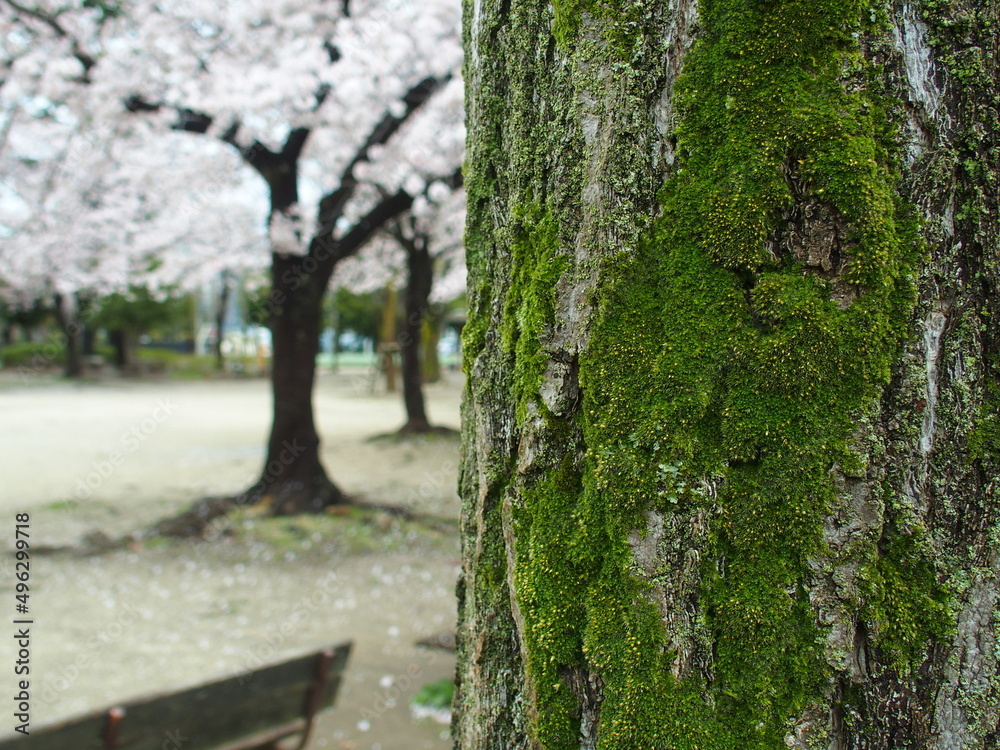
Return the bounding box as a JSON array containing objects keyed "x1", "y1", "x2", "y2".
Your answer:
[
  {"x1": 1, "y1": 121, "x2": 267, "y2": 293},
  {"x1": 2, "y1": 2, "x2": 271, "y2": 375},
  {"x1": 1, "y1": 0, "x2": 465, "y2": 514},
  {"x1": 0, "y1": 101, "x2": 269, "y2": 363},
  {"x1": 330, "y1": 75, "x2": 466, "y2": 432},
  {"x1": 334, "y1": 182, "x2": 465, "y2": 433},
  {"x1": 0, "y1": 103, "x2": 268, "y2": 374}
]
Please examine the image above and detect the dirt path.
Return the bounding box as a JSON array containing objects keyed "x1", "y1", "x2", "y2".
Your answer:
[{"x1": 0, "y1": 370, "x2": 464, "y2": 749}]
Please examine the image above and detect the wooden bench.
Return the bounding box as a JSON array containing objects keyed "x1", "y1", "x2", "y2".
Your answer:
[{"x1": 0, "y1": 641, "x2": 351, "y2": 750}]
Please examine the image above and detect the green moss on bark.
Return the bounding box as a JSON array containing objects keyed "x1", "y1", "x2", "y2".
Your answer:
[
  {"x1": 502, "y1": 205, "x2": 568, "y2": 425},
  {"x1": 494, "y1": 1, "x2": 957, "y2": 748},
  {"x1": 551, "y1": 0, "x2": 650, "y2": 56}
]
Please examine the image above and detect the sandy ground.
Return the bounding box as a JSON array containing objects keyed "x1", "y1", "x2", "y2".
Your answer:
[{"x1": 0, "y1": 368, "x2": 464, "y2": 749}]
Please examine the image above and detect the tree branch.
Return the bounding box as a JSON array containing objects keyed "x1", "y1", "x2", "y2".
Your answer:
[
  {"x1": 315, "y1": 82, "x2": 333, "y2": 107},
  {"x1": 125, "y1": 84, "x2": 323, "y2": 185},
  {"x1": 174, "y1": 108, "x2": 213, "y2": 133},
  {"x1": 2, "y1": 0, "x2": 65, "y2": 37},
  {"x1": 439, "y1": 165, "x2": 464, "y2": 192},
  {"x1": 310, "y1": 161, "x2": 461, "y2": 289},
  {"x1": 336, "y1": 190, "x2": 413, "y2": 257},
  {"x1": 342, "y1": 74, "x2": 451, "y2": 179},
  {"x1": 308, "y1": 189, "x2": 414, "y2": 290},
  {"x1": 123, "y1": 94, "x2": 162, "y2": 113},
  {"x1": 218, "y1": 122, "x2": 277, "y2": 171},
  {"x1": 281, "y1": 127, "x2": 310, "y2": 163},
  {"x1": 2, "y1": 0, "x2": 97, "y2": 77},
  {"x1": 385, "y1": 217, "x2": 414, "y2": 250},
  {"x1": 322, "y1": 39, "x2": 341, "y2": 63},
  {"x1": 122, "y1": 98, "x2": 288, "y2": 186},
  {"x1": 314, "y1": 74, "x2": 452, "y2": 236}
]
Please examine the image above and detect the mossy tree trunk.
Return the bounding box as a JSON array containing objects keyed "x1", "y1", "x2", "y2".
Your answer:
[{"x1": 455, "y1": 1, "x2": 999, "y2": 748}]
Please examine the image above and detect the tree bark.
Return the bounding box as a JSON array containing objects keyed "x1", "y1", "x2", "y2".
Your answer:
[
  {"x1": 248, "y1": 186, "x2": 420, "y2": 514},
  {"x1": 238, "y1": 130, "x2": 347, "y2": 513},
  {"x1": 456, "y1": 2, "x2": 999, "y2": 749},
  {"x1": 246, "y1": 146, "x2": 437, "y2": 515},
  {"x1": 252, "y1": 251, "x2": 346, "y2": 513}
]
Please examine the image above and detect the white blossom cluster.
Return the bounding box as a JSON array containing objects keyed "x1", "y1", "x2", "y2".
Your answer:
[{"x1": 0, "y1": 0, "x2": 465, "y2": 306}]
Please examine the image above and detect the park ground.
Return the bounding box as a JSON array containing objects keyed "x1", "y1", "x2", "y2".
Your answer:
[{"x1": 0, "y1": 368, "x2": 463, "y2": 750}]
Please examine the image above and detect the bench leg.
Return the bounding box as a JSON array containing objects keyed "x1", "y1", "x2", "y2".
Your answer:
[
  {"x1": 282, "y1": 649, "x2": 335, "y2": 750},
  {"x1": 102, "y1": 707, "x2": 125, "y2": 750}
]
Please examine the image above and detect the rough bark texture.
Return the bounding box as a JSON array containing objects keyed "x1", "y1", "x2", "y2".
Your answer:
[{"x1": 455, "y1": 1, "x2": 999, "y2": 748}]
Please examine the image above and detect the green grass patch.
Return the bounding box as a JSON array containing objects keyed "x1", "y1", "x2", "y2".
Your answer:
[
  {"x1": 44, "y1": 500, "x2": 78, "y2": 512},
  {"x1": 412, "y1": 678, "x2": 455, "y2": 710},
  {"x1": 221, "y1": 506, "x2": 456, "y2": 559},
  {"x1": 0, "y1": 341, "x2": 65, "y2": 369}
]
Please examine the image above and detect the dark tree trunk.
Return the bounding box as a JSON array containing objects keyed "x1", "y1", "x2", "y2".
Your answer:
[
  {"x1": 240, "y1": 128, "x2": 426, "y2": 513},
  {"x1": 109, "y1": 329, "x2": 129, "y2": 370},
  {"x1": 81, "y1": 326, "x2": 95, "y2": 357},
  {"x1": 399, "y1": 236, "x2": 434, "y2": 433},
  {"x1": 456, "y1": 1, "x2": 1000, "y2": 748},
  {"x1": 252, "y1": 252, "x2": 346, "y2": 513},
  {"x1": 214, "y1": 272, "x2": 232, "y2": 371},
  {"x1": 234, "y1": 79, "x2": 455, "y2": 514},
  {"x1": 53, "y1": 293, "x2": 82, "y2": 378},
  {"x1": 242, "y1": 132, "x2": 345, "y2": 514}
]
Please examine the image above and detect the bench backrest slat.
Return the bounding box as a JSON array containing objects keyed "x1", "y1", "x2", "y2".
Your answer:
[{"x1": 0, "y1": 642, "x2": 350, "y2": 750}]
